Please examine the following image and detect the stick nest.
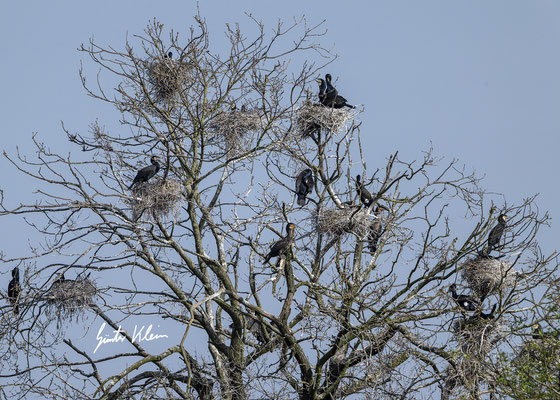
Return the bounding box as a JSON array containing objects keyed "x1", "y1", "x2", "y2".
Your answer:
[
  {"x1": 315, "y1": 207, "x2": 370, "y2": 237},
  {"x1": 145, "y1": 58, "x2": 192, "y2": 102},
  {"x1": 129, "y1": 179, "x2": 183, "y2": 220},
  {"x1": 461, "y1": 256, "x2": 517, "y2": 298},
  {"x1": 46, "y1": 277, "x2": 97, "y2": 321},
  {"x1": 295, "y1": 101, "x2": 358, "y2": 137},
  {"x1": 453, "y1": 318, "x2": 502, "y2": 356},
  {"x1": 208, "y1": 109, "x2": 264, "y2": 157}
]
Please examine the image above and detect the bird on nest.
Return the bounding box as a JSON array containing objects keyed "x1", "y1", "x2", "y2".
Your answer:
[
  {"x1": 129, "y1": 156, "x2": 161, "y2": 190},
  {"x1": 316, "y1": 74, "x2": 354, "y2": 108}
]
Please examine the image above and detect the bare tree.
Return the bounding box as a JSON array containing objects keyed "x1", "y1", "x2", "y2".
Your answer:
[{"x1": 0, "y1": 16, "x2": 557, "y2": 400}]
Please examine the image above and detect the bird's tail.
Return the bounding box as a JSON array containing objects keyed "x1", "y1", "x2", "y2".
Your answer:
[
  {"x1": 128, "y1": 181, "x2": 136, "y2": 190},
  {"x1": 297, "y1": 195, "x2": 306, "y2": 206},
  {"x1": 13, "y1": 304, "x2": 19, "y2": 316},
  {"x1": 345, "y1": 103, "x2": 355, "y2": 109}
]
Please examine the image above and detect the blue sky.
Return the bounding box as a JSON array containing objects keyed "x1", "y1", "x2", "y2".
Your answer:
[
  {"x1": 2, "y1": 2, "x2": 559, "y2": 253},
  {"x1": 1, "y1": 0, "x2": 559, "y2": 388}
]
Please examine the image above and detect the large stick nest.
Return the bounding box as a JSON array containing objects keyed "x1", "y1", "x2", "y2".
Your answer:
[
  {"x1": 145, "y1": 58, "x2": 192, "y2": 102},
  {"x1": 46, "y1": 277, "x2": 97, "y2": 321},
  {"x1": 129, "y1": 178, "x2": 183, "y2": 220},
  {"x1": 460, "y1": 256, "x2": 517, "y2": 298},
  {"x1": 315, "y1": 207, "x2": 370, "y2": 237},
  {"x1": 207, "y1": 108, "x2": 265, "y2": 157},
  {"x1": 295, "y1": 101, "x2": 358, "y2": 137},
  {"x1": 453, "y1": 318, "x2": 503, "y2": 356},
  {"x1": 443, "y1": 356, "x2": 496, "y2": 397}
]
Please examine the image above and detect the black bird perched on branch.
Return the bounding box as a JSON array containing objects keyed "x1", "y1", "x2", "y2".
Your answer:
[
  {"x1": 8, "y1": 267, "x2": 21, "y2": 315},
  {"x1": 356, "y1": 175, "x2": 374, "y2": 207},
  {"x1": 368, "y1": 207, "x2": 383, "y2": 253},
  {"x1": 263, "y1": 223, "x2": 296, "y2": 264},
  {"x1": 449, "y1": 284, "x2": 479, "y2": 312},
  {"x1": 295, "y1": 169, "x2": 314, "y2": 206},
  {"x1": 322, "y1": 74, "x2": 354, "y2": 109},
  {"x1": 532, "y1": 323, "x2": 558, "y2": 340},
  {"x1": 128, "y1": 156, "x2": 161, "y2": 189},
  {"x1": 164, "y1": 51, "x2": 173, "y2": 59},
  {"x1": 477, "y1": 304, "x2": 497, "y2": 320},
  {"x1": 486, "y1": 214, "x2": 507, "y2": 255}
]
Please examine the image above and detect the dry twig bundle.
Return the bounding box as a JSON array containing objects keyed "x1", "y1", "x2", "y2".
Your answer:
[
  {"x1": 46, "y1": 277, "x2": 97, "y2": 321},
  {"x1": 145, "y1": 58, "x2": 191, "y2": 102},
  {"x1": 315, "y1": 207, "x2": 370, "y2": 237},
  {"x1": 208, "y1": 108, "x2": 264, "y2": 157},
  {"x1": 453, "y1": 318, "x2": 502, "y2": 357},
  {"x1": 295, "y1": 102, "x2": 358, "y2": 138},
  {"x1": 442, "y1": 317, "x2": 502, "y2": 397},
  {"x1": 461, "y1": 256, "x2": 517, "y2": 298},
  {"x1": 129, "y1": 179, "x2": 183, "y2": 220}
]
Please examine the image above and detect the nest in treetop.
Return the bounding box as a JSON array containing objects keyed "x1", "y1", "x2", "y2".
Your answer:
[
  {"x1": 315, "y1": 206, "x2": 370, "y2": 237},
  {"x1": 460, "y1": 256, "x2": 517, "y2": 298},
  {"x1": 145, "y1": 57, "x2": 192, "y2": 102},
  {"x1": 295, "y1": 101, "x2": 358, "y2": 138},
  {"x1": 453, "y1": 317, "x2": 502, "y2": 357},
  {"x1": 46, "y1": 277, "x2": 97, "y2": 321},
  {"x1": 207, "y1": 108, "x2": 264, "y2": 157},
  {"x1": 129, "y1": 178, "x2": 183, "y2": 221},
  {"x1": 443, "y1": 356, "x2": 496, "y2": 397}
]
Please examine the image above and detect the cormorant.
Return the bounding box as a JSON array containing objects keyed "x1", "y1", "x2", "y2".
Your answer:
[
  {"x1": 241, "y1": 104, "x2": 247, "y2": 112},
  {"x1": 532, "y1": 323, "x2": 558, "y2": 340},
  {"x1": 316, "y1": 78, "x2": 327, "y2": 105},
  {"x1": 478, "y1": 304, "x2": 497, "y2": 320},
  {"x1": 356, "y1": 175, "x2": 374, "y2": 207},
  {"x1": 54, "y1": 273, "x2": 65, "y2": 284},
  {"x1": 487, "y1": 214, "x2": 507, "y2": 254},
  {"x1": 323, "y1": 74, "x2": 354, "y2": 109},
  {"x1": 368, "y1": 207, "x2": 382, "y2": 253},
  {"x1": 449, "y1": 283, "x2": 479, "y2": 312},
  {"x1": 128, "y1": 156, "x2": 161, "y2": 189},
  {"x1": 264, "y1": 223, "x2": 296, "y2": 264},
  {"x1": 7, "y1": 267, "x2": 21, "y2": 315},
  {"x1": 295, "y1": 169, "x2": 314, "y2": 206}
]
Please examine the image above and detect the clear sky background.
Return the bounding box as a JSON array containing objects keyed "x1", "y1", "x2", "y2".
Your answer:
[{"x1": 1, "y1": 0, "x2": 559, "y2": 387}]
